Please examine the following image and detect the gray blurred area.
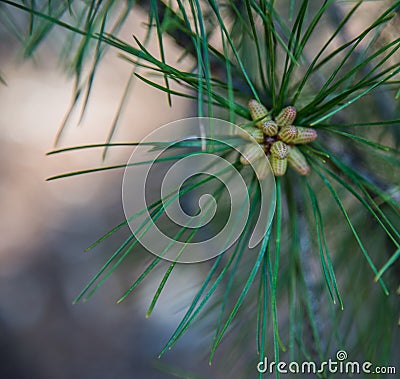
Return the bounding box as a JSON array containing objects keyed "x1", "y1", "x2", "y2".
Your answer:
[{"x1": 0, "y1": 8, "x2": 218, "y2": 379}]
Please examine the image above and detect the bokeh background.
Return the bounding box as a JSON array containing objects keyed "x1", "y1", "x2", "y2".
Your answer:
[{"x1": 0, "y1": 6, "x2": 223, "y2": 379}]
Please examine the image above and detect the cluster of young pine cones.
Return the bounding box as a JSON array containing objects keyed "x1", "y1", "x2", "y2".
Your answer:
[{"x1": 240, "y1": 100, "x2": 317, "y2": 177}]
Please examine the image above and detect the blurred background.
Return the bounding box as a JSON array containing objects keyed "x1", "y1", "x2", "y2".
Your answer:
[{"x1": 0, "y1": 6, "x2": 224, "y2": 379}]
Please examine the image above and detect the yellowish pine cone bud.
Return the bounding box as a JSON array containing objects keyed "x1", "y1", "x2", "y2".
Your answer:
[
  {"x1": 277, "y1": 125, "x2": 298, "y2": 143},
  {"x1": 287, "y1": 146, "x2": 310, "y2": 175},
  {"x1": 269, "y1": 155, "x2": 287, "y2": 176},
  {"x1": 270, "y1": 141, "x2": 288, "y2": 159},
  {"x1": 240, "y1": 144, "x2": 265, "y2": 165},
  {"x1": 261, "y1": 120, "x2": 278, "y2": 136},
  {"x1": 239, "y1": 126, "x2": 264, "y2": 143},
  {"x1": 276, "y1": 106, "x2": 297, "y2": 127},
  {"x1": 248, "y1": 99, "x2": 271, "y2": 128},
  {"x1": 291, "y1": 127, "x2": 317, "y2": 144}
]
